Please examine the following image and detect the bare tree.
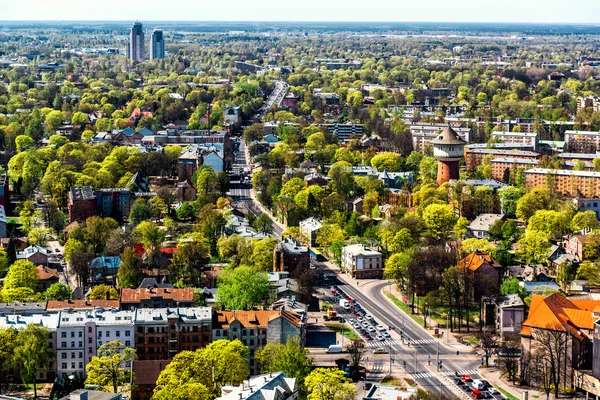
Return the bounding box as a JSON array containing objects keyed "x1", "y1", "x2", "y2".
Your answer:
[
  {"x1": 345, "y1": 339, "x2": 366, "y2": 374},
  {"x1": 532, "y1": 324, "x2": 570, "y2": 400},
  {"x1": 477, "y1": 328, "x2": 498, "y2": 368},
  {"x1": 519, "y1": 348, "x2": 533, "y2": 386},
  {"x1": 70, "y1": 251, "x2": 94, "y2": 288},
  {"x1": 499, "y1": 335, "x2": 521, "y2": 384}
]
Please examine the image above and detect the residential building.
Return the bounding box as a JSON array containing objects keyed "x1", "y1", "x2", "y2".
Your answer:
[
  {"x1": 465, "y1": 149, "x2": 539, "y2": 172},
  {"x1": 565, "y1": 130, "x2": 600, "y2": 153},
  {"x1": 299, "y1": 217, "x2": 322, "y2": 247},
  {"x1": 0, "y1": 313, "x2": 59, "y2": 381},
  {"x1": 177, "y1": 179, "x2": 196, "y2": 202},
  {"x1": 572, "y1": 198, "x2": 600, "y2": 219},
  {"x1": 340, "y1": 244, "x2": 383, "y2": 279},
  {"x1": 134, "y1": 307, "x2": 212, "y2": 361},
  {"x1": 273, "y1": 238, "x2": 310, "y2": 277},
  {"x1": 458, "y1": 251, "x2": 502, "y2": 301},
  {"x1": 495, "y1": 294, "x2": 525, "y2": 335},
  {"x1": 177, "y1": 144, "x2": 224, "y2": 180},
  {"x1": 129, "y1": 21, "x2": 144, "y2": 62},
  {"x1": 17, "y1": 245, "x2": 48, "y2": 266},
  {"x1": 0, "y1": 204, "x2": 6, "y2": 239},
  {"x1": 46, "y1": 300, "x2": 121, "y2": 313},
  {"x1": 317, "y1": 123, "x2": 364, "y2": 142},
  {"x1": 491, "y1": 131, "x2": 539, "y2": 150},
  {"x1": 90, "y1": 256, "x2": 122, "y2": 284},
  {"x1": 409, "y1": 123, "x2": 472, "y2": 153},
  {"x1": 68, "y1": 186, "x2": 97, "y2": 223},
  {"x1": 563, "y1": 234, "x2": 588, "y2": 260},
  {"x1": 0, "y1": 301, "x2": 47, "y2": 315},
  {"x1": 577, "y1": 96, "x2": 600, "y2": 113},
  {"x1": 432, "y1": 126, "x2": 466, "y2": 184},
  {"x1": 95, "y1": 188, "x2": 155, "y2": 222},
  {"x1": 491, "y1": 157, "x2": 538, "y2": 182},
  {"x1": 0, "y1": 174, "x2": 9, "y2": 212},
  {"x1": 212, "y1": 310, "x2": 304, "y2": 375},
  {"x1": 150, "y1": 29, "x2": 164, "y2": 59},
  {"x1": 132, "y1": 359, "x2": 171, "y2": 400},
  {"x1": 524, "y1": 168, "x2": 600, "y2": 198},
  {"x1": 37, "y1": 265, "x2": 60, "y2": 291},
  {"x1": 223, "y1": 106, "x2": 241, "y2": 127},
  {"x1": 56, "y1": 308, "x2": 133, "y2": 378},
  {"x1": 467, "y1": 214, "x2": 504, "y2": 238},
  {"x1": 217, "y1": 372, "x2": 297, "y2": 400},
  {"x1": 120, "y1": 287, "x2": 194, "y2": 310},
  {"x1": 520, "y1": 293, "x2": 600, "y2": 389}
]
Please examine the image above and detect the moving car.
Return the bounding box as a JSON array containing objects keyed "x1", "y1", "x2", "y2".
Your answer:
[
  {"x1": 375, "y1": 334, "x2": 384, "y2": 340},
  {"x1": 372, "y1": 347, "x2": 388, "y2": 354},
  {"x1": 326, "y1": 345, "x2": 343, "y2": 353},
  {"x1": 462, "y1": 375, "x2": 473, "y2": 382},
  {"x1": 471, "y1": 390, "x2": 483, "y2": 399}
]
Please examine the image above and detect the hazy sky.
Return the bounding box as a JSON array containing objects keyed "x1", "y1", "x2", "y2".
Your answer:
[{"x1": 2, "y1": 0, "x2": 600, "y2": 23}]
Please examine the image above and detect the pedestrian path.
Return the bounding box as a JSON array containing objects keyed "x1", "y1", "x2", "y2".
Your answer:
[
  {"x1": 443, "y1": 370, "x2": 479, "y2": 377},
  {"x1": 408, "y1": 338, "x2": 437, "y2": 345},
  {"x1": 369, "y1": 364, "x2": 386, "y2": 373}
]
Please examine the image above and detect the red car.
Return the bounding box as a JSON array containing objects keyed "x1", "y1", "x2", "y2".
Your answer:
[
  {"x1": 345, "y1": 296, "x2": 353, "y2": 303},
  {"x1": 461, "y1": 375, "x2": 472, "y2": 382},
  {"x1": 471, "y1": 390, "x2": 483, "y2": 399}
]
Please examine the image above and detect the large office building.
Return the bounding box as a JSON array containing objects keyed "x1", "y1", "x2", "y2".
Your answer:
[
  {"x1": 150, "y1": 29, "x2": 164, "y2": 60},
  {"x1": 129, "y1": 21, "x2": 145, "y2": 62}
]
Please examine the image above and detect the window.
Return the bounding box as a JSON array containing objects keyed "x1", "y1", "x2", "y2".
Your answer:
[
  {"x1": 79, "y1": 362, "x2": 83, "y2": 369},
  {"x1": 61, "y1": 332, "x2": 66, "y2": 338},
  {"x1": 88, "y1": 327, "x2": 92, "y2": 333},
  {"x1": 106, "y1": 331, "x2": 110, "y2": 337},
  {"x1": 116, "y1": 331, "x2": 120, "y2": 337},
  {"x1": 242, "y1": 329, "x2": 247, "y2": 336},
  {"x1": 79, "y1": 352, "x2": 83, "y2": 358},
  {"x1": 79, "y1": 341, "x2": 83, "y2": 348},
  {"x1": 98, "y1": 341, "x2": 102, "y2": 346},
  {"x1": 98, "y1": 331, "x2": 102, "y2": 338},
  {"x1": 215, "y1": 329, "x2": 220, "y2": 336},
  {"x1": 61, "y1": 341, "x2": 67, "y2": 348},
  {"x1": 71, "y1": 341, "x2": 75, "y2": 348},
  {"x1": 126, "y1": 341, "x2": 131, "y2": 347},
  {"x1": 61, "y1": 353, "x2": 67, "y2": 359},
  {"x1": 71, "y1": 363, "x2": 75, "y2": 369},
  {"x1": 71, "y1": 332, "x2": 75, "y2": 338},
  {"x1": 88, "y1": 337, "x2": 92, "y2": 343},
  {"x1": 62, "y1": 363, "x2": 67, "y2": 369},
  {"x1": 88, "y1": 347, "x2": 92, "y2": 354},
  {"x1": 71, "y1": 353, "x2": 75, "y2": 359},
  {"x1": 125, "y1": 330, "x2": 130, "y2": 337},
  {"x1": 78, "y1": 331, "x2": 83, "y2": 338}
]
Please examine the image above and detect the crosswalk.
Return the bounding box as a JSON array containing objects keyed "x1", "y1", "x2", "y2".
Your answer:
[
  {"x1": 412, "y1": 370, "x2": 479, "y2": 380},
  {"x1": 366, "y1": 339, "x2": 400, "y2": 348},
  {"x1": 443, "y1": 370, "x2": 479, "y2": 376},
  {"x1": 369, "y1": 364, "x2": 386, "y2": 373},
  {"x1": 408, "y1": 338, "x2": 437, "y2": 345}
]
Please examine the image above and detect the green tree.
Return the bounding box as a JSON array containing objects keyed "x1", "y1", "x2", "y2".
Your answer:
[
  {"x1": 176, "y1": 202, "x2": 195, "y2": 220},
  {"x1": 44, "y1": 282, "x2": 72, "y2": 300},
  {"x1": 255, "y1": 336, "x2": 313, "y2": 388},
  {"x1": 171, "y1": 233, "x2": 211, "y2": 283},
  {"x1": 117, "y1": 248, "x2": 144, "y2": 289},
  {"x1": 516, "y1": 230, "x2": 552, "y2": 264},
  {"x1": 253, "y1": 213, "x2": 274, "y2": 234},
  {"x1": 217, "y1": 266, "x2": 270, "y2": 310},
  {"x1": 15, "y1": 135, "x2": 35, "y2": 153},
  {"x1": 516, "y1": 188, "x2": 553, "y2": 222},
  {"x1": 251, "y1": 238, "x2": 277, "y2": 271},
  {"x1": 0, "y1": 327, "x2": 17, "y2": 393},
  {"x1": 133, "y1": 221, "x2": 166, "y2": 251},
  {"x1": 72, "y1": 112, "x2": 89, "y2": 126},
  {"x1": 2, "y1": 260, "x2": 39, "y2": 292},
  {"x1": 153, "y1": 339, "x2": 248, "y2": 400},
  {"x1": 461, "y1": 238, "x2": 494, "y2": 254},
  {"x1": 500, "y1": 277, "x2": 526, "y2": 298},
  {"x1": 370, "y1": 152, "x2": 404, "y2": 172},
  {"x1": 305, "y1": 368, "x2": 356, "y2": 400},
  {"x1": 85, "y1": 341, "x2": 137, "y2": 393},
  {"x1": 527, "y1": 210, "x2": 569, "y2": 238},
  {"x1": 422, "y1": 204, "x2": 457, "y2": 240},
  {"x1": 572, "y1": 211, "x2": 599, "y2": 232},
  {"x1": 28, "y1": 227, "x2": 53, "y2": 246},
  {"x1": 129, "y1": 199, "x2": 153, "y2": 225},
  {"x1": 576, "y1": 261, "x2": 600, "y2": 284},
  {"x1": 14, "y1": 325, "x2": 52, "y2": 400},
  {"x1": 88, "y1": 284, "x2": 119, "y2": 300}
]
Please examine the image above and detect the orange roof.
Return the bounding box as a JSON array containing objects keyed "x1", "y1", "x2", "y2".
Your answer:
[
  {"x1": 120, "y1": 287, "x2": 194, "y2": 303},
  {"x1": 213, "y1": 310, "x2": 301, "y2": 330},
  {"x1": 520, "y1": 293, "x2": 600, "y2": 338},
  {"x1": 458, "y1": 250, "x2": 498, "y2": 272},
  {"x1": 47, "y1": 299, "x2": 120, "y2": 310},
  {"x1": 37, "y1": 266, "x2": 59, "y2": 281}
]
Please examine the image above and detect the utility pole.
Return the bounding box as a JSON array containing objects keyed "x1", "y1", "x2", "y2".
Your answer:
[
  {"x1": 414, "y1": 348, "x2": 418, "y2": 374},
  {"x1": 446, "y1": 312, "x2": 449, "y2": 344},
  {"x1": 389, "y1": 342, "x2": 392, "y2": 374},
  {"x1": 436, "y1": 341, "x2": 440, "y2": 371}
]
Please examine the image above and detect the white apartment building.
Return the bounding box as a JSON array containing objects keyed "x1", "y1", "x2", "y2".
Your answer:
[
  {"x1": 491, "y1": 131, "x2": 538, "y2": 150},
  {"x1": 341, "y1": 243, "x2": 383, "y2": 279},
  {"x1": 298, "y1": 217, "x2": 322, "y2": 247},
  {"x1": 56, "y1": 308, "x2": 134, "y2": 378},
  {"x1": 565, "y1": 130, "x2": 600, "y2": 153}
]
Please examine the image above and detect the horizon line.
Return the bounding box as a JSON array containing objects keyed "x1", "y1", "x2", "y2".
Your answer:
[{"x1": 0, "y1": 20, "x2": 599, "y2": 25}]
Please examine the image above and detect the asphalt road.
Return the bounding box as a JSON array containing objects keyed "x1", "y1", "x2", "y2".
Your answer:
[{"x1": 323, "y1": 269, "x2": 482, "y2": 396}]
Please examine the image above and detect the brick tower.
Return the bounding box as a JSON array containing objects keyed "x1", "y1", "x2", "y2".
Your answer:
[{"x1": 432, "y1": 126, "x2": 466, "y2": 185}]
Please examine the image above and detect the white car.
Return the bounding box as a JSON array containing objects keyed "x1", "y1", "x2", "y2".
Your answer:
[
  {"x1": 377, "y1": 325, "x2": 386, "y2": 331},
  {"x1": 367, "y1": 326, "x2": 376, "y2": 332},
  {"x1": 375, "y1": 334, "x2": 384, "y2": 341},
  {"x1": 489, "y1": 388, "x2": 500, "y2": 395},
  {"x1": 382, "y1": 331, "x2": 391, "y2": 338}
]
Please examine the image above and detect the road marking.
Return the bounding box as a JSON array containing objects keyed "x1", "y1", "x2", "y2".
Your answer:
[
  {"x1": 409, "y1": 339, "x2": 437, "y2": 345},
  {"x1": 412, "y1": 372, "x2": 435, "y2": 379},
  {"x1": 443, "y1": 370, "x2": 479, "y2": 376}
]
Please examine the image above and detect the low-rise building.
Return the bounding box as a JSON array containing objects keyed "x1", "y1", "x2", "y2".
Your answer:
[
  {"x1": 341, "y1": 244, "x2": 383, "y2": 279},
  {"x1": 212, "y1": 310, "x2": 304, "y2": 375},
  {"x1": 299, "y1": 217, "x2": 322, "y2": 247},
  {"x1": 495, "y1": 294, "x2": 525, "y2": 335},
  {"x1": 468, "y1": 214, "x2": 504, "y2": 238},
  {"x1": 120, "y1": 287, "x2": 195, "y2": 310},
  {"x1": 46, "y1": 300, "x2": 121, "y2": 313},
  {"x1": 572, "y1": 198, "x2": 600, "y2": 219},
  {"x1": 217, "y1": 372, "x2": 297, "y2": 400},
  {"x1": 37, "y1": 265, "x2": 60, "y2": 291},
  {"x1": 59, "y1": 389, "x2": 122, "y2": 400},
  {"x1": 458, "y1": 251, "x2": 502, "y2": 301},
  {"x1": 273, "y1": 238, "x2": 310, "y2": 277},
  {"x1": 363, "y1": 385, "x2": 418, "y2": 400},
  {"x1": 17, "y1": 245, "x2": 48, "y2": 266}
]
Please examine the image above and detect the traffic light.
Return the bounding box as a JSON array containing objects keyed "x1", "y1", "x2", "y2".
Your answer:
[
  {"x1": 403, "y1": 361, "x2": 406, "y2": 368},
  {"x1": 438, "y1": 360, "x2": 443, "y2": 370},
  {"x1": 456, "y1": 351, "x2": 460, "y2": 356}
]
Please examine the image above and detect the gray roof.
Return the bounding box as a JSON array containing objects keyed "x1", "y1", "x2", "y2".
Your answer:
[
  {"x1": 468, "y1": 213, "x2": 504, "y2": 232},
  {"x1": 526, "y1": 168, "x2": 600, "y2": 178}
]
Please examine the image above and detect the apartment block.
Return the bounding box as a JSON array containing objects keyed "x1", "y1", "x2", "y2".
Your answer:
[
  {"x1": 491, "y1": 131, "x2": 539, "y2": 150},
  {"x1": 565, "y1": 130, "x2": 600, "y2": 153},
  {"x1": 120, "y1": 287, "x2": 195, "y2": 310},
  {"x1": 409, "y1": 123, "x2": 472, "y2": 153},
  {"x1": 525, "y1": 168, "x2": 600, "y2": 198},
  {"x1": 340, "y1": 243, "x2": 383, "y2": 279},
  {"x1": 465, "y1": 148, "x2": 540, "y2": 172},
  {"x1": 490, "y1": 157, "x2": 538, "y2": 181}
]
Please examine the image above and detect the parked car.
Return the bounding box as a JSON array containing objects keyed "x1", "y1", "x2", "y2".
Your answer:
[
  {"x1": 454, "y1": 378, "x2": 464, "y2": 385},
  {"x1": 471, "y1": 390, "x2": 483, "y2": 399},
  {"x1": 382, "y1": 331, "x2": 391, "y2": 338},
  {"x1": 489, "y1": 388, "x2": 500, "y2": 395},
  {"x1": 376, "y1": 334, "x2": 384, "y2": 340},
  {"x1": 462, "y1": 375, "x2": 473, "y2": 382}
]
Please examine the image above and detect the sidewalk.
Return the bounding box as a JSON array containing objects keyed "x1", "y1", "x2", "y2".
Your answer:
[{"x1": 483, "y1": 368, "x2": 542, "y2": 400}]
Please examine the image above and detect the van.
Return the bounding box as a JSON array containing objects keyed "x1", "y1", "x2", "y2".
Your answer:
[
  {"x1": 471, "y1": 380, "x2": 486, "y2": 391},
  {"x1": 326, "y1": 345, "x2": 344, "y2": 353}
]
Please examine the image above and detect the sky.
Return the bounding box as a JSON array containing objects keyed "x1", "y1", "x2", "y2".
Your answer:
[{"x1": 1, "y1": 0, "x2": 600, "y2": 23}]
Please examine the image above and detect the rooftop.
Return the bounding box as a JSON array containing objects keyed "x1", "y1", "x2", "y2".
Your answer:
[
  {"x1": 120, "y1": 287, "x2": 194, "y2": 303},
  {"x1": 491, "y1": 157, "x2": 538, "y2": 165},
  {"x1": 212, "y1": 310, "x2": 302, "y2": 330},
  {"x1": 430, "y1": 126, "x2": 467, "y2": 146},
  {"x1": 218, "y1": 372, "x2": 297, "y2": 400},
  {"x1": 468, "y1": 148, "x2": 539, "y2": 156},
  {"x1": 525, "y1": 168, "x2": 600, "y2": 178},
  {"x1": 468, "y1": 213, "x2": 504, "y2": 232},
  {"x1": 134, "y1": 307, "x2": 213, "y2": 324},
  {"x1": 47, "y1": 299, "x2": 120, "y2": 311},
  {"x1": 70, "y1": 186, "x2": 95, "y2": 202},
  {"x1": 342, "y1": 243, "x2": 382, "y2": 257},
  {"x1": 491, "y1": 131, "x2": 538, "y2": 138},
  {"x1": 497, "y1": 294, "x2": 524, "y2": 308},
  {"x1": 57, "y1": 309, "x2": 134, "y2": 327}
]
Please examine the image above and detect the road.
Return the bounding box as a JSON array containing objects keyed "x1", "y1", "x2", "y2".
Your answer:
[
  {"x1": 227, "y1": 140, "x2": 284, "y2": 237},
  {"x1": 322, "y1": 269, "x2": 484, "y2": 397},
  {"x1": 258, "y1": 80, "x2": 288, "y2": 117}
]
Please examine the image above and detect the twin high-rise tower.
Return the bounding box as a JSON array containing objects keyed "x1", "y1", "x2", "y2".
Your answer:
[{"x1": 128, "y1": 22, "x2": 164, "y2": 62}]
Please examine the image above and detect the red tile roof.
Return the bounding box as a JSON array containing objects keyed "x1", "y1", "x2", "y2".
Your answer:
[
  {"x1": 37, "y1": 266, "x2": 59, "y2": 281},
  {"x1": 120, "y1": 287, "x2": 194, "y2": 303},
  {"x1": 47, "y1": 299, "x2": 120, "y2": 310},
  {"x1": 212, "y1": 310, "x2": 302, "y2": 330},
  {"x1": 458, "y1": 250, "x2": 500, "y2": 272}
]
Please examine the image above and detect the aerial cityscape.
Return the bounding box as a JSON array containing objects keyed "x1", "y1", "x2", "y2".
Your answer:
[{"x1": 1, "y1": 5, "x2": 600, "y2": 400}]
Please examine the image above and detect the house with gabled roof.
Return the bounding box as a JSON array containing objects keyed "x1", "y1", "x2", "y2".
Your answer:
[
  {"x1": 520, "y1": 293, "x2": 600, "y2": 379},
  {"x1": 458, "y1": 250, "x2": 502, "y2": 301}
]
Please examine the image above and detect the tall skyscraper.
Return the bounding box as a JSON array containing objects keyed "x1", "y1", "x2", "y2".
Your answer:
[
  {"x1": 129, "y1": 21, "x2": 144, "y2": 62},
  {"x1": 150, "y1": 29, "x2": 165, "y2": 60}
]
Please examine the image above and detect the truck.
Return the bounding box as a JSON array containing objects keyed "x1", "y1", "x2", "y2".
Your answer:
[
  {"x1": 327, "y1": 307, "x2": 337, "y2": 320},
  {"x1": 339, "y1": 299, "x2": 351, "y2": 310},
  {"x1": 326, "y1": 344, "x2": 344, "y2": 353}
]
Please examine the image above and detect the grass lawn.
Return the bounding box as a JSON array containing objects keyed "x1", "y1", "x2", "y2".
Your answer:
[
  {"x1": 6, "y1": 217, "x2": 19, "y2": 224},
  {"x1": 498, "y1": 387, "x2": 519, "y2": 400},
  {"x1": 324, "y1": 322, "x2": 359, "y2": 341},
  {"x1": 384, "y1": 293, "x2": 425, "y2": 327}
]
